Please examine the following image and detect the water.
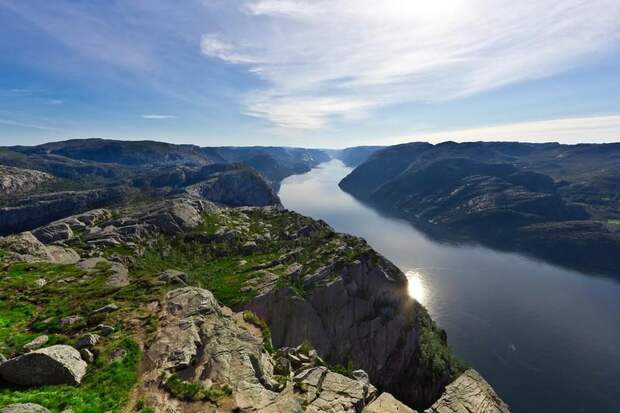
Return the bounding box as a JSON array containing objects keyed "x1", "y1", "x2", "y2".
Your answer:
[{"x1": 278, "y1": 159, "x2": 620, "y2": 413}]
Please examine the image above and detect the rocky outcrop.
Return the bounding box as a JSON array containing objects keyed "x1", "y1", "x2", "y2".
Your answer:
[
  {"x1": 0, "y1": 186, "x2": 132, "y2": 236},
  {"x1": 32, "y1": 222, "x2": 74, "y2": 244},
  {"x1": 241, "y1": 252, "x2": 452, "y2": 409},
  {"x1": 140, "y1": 287, "x2": 381, "y2": 412},
  {"x1": 0, "y1": 404, "x2": 51, "y2": 413},
  {"x1": 0, "y1": 345, "x2": 87, "y2": 386},
  {"x1": 185, "y1": 164, "x2": 281, "y2": 207},
  {"x1": 425, "y1": 370, "x2": 510, "y2": 413},
  {"x1": 0, "y1": 166, "x2": 54, "y2": 195},
  {"x1": 0, "y1": 232, "x2": 80, "y2": 264}
]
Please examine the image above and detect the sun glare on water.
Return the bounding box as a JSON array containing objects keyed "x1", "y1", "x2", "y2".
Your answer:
[{"x1": 406, "y1": 270, "x2": 427, "y2": 304}]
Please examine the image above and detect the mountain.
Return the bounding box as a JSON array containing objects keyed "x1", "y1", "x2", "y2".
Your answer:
[
  {"x1": 340, "y1": 141, "x2": 620, "y2": 276},
  {"x1": 335, "y1": 146, "x2": 384, "y2": 167},
  {"x1": 203, "y1": 146, "x2": 331, "y2": 190}
]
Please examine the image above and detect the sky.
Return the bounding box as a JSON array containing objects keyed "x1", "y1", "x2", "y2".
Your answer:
[{"x1": 1, "y1": 0, "x2": 620, "y2": 148}]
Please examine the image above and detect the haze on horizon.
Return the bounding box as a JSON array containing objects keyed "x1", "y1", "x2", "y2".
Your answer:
[{"x1": 1, "y1": 0, "x2": 620, "y2": 148}]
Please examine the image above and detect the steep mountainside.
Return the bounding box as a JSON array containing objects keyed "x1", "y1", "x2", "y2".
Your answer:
[
  {"x1": 0, "y1": 196, "x2": 508, "y2": 413},
  {"x1": 336, "y1": 146, "x2": 384, "y2": 167},
  {"x1": 340, "y1": 141, "x2": 620, "y2": 276}
]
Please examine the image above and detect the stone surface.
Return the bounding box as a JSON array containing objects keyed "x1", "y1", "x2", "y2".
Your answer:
[
  {"x1": 0, "y1": 345, "x2": 87, "y2": 386},
  {"x1": 425, "y1": 370, "x2": 510, "y2": 413},
  {"x1": 77, "y1": 257, "x2": 129, "y2": 288},
  {"x1": 79, "y1": 349, "x2": 94, "y2": 364},
  {"x1": 92, "y1": 303, "x2": 118, "y2": 314},
  {"x1": 32, "y1": 223, "x2": 74, "y2": 244},
  {"x1": 0, "y1": 166, "x2": 53, "y2": 195},
  {"x1": 0, "y1": 403, "x2": 51, "y2": 413},
  {"x1": 76, "y1": 333, "x2": 100, "y2": 349},
  {"x1": 158, "y1": 269, "x2": 188, "y2": 285},
  {"x1": 242, "y1": 252, "x2": 448, "y2": 407},
  {"x1": 0, "y1": 187, "x2": 131, "y2": 236},
  {"x1": 365, "y1": 393, "x2": 416, "y2": 413},
  {"x1": 140, "y1": 287, "x2": 383, "y2": 412},
  {"x1": 23, "y1": 335, "x2": 49, "y2": 352},
  {"x1": 0, "y1": 232, "x2": 79, "y2": 264}
]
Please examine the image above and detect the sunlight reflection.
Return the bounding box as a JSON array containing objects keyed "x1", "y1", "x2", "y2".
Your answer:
[{"x1": 405, "y1": 270, "x2": 427, "y2": 304}]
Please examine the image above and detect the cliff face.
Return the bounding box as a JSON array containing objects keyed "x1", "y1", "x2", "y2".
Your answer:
[{"x1": 0, "y1": 187, "x2": 132, "y2": 236}]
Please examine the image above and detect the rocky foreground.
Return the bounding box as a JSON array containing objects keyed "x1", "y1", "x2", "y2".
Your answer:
[{"x1": 0, "y1": 195, "x2": 509, "y2": 412}]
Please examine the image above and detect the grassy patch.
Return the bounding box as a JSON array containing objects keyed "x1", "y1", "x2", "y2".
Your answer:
[
  {"x1": 164, "y1": 374, "x2": 232, "y2": 403},
  {"x1": 0, "y1": 338, "x2": 140, "y2": 413}
]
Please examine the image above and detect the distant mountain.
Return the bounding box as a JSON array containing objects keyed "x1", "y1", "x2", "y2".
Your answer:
[
  {"x1": 202, "y1": 146, "x2": 330, "y2": 189},
  {"x1": 340, "y1": 141, "x2": 620, "y2": 276},
  {"x1": 11, "y1": 138, "x2": 212, "y2": 167},
  {"x1": 335, "y1": 145, "x2": 384, "y2": 167}
]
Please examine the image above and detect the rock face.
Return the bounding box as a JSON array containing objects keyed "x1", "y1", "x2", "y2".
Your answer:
[
  {"x1": 0, "y1": 232, "x2": 80, "y2": 264},
  {"x1": 425, "y1": 370, "x2": 510, "y2": 413},
  {"x1": 0, "y1": 404, "x2": 51, "y2": 413},
  {"x1": 364, "y1": 392, "x2": 416, "y2": 413},
  {"x1": 0, "y1": 345, "x2": 87, "y2": 386},
  {"x1": 0, "y1": 166, "x2": 54, "y2": 195},
  {"x1": 0, "y1": 186, "x2": 131, "y2": 236},
  {"x1": 141, "y1": 287, "x2": 380, "y2": 412},
  {"x1": 185, "y1": 164, "x2": 281, "y2": 207},
  {"x1": 242, "y1": 253, "x2": 449, "y2": 409}
]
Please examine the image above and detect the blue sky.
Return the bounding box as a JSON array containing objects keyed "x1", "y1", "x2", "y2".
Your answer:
[{"x1": 1, "y1": 0, "x2": 620, "y2": 148}]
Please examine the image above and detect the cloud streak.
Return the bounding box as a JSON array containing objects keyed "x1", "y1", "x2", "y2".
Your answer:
[
  {"x1": 141, "y1": 114, "x2": 177, "y2": 119},
  {"x1": 201, "y1": 0, "x2": 620, "y2": 129}
]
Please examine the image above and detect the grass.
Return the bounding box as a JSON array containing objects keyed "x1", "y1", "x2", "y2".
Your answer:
[
  {"x1": 0, "y1": 338, "x2": 140, "y2": 413},
  {"x1": 164, "y1": 374, "x2": 232, "y2": 403},
  {"x1": 243, "y1": 310, "x2": 274, "y2": 353}
]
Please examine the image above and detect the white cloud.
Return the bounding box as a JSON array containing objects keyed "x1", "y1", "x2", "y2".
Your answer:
[
  {"x1": 141, "y1": 114, "x2": 177, "y2": 119},
  {"x1": 202, "y1": 0, "x2": 620, "y2": 129},
  {"x1": 401, "y1": 114, "x2": 620, "y2": 145}
]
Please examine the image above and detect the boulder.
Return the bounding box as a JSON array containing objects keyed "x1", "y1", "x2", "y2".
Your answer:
[
  {"x1": 79, "y1": 349, "x2": 94, "y2": 364},
  {"x1": 365, "y1": 393, "x2": 416, "y2": 413},
  {"x1": 158, "y1": 269, "x2": 188, "y2": 285},
  {"x1": 76, "y1": 333, "x2": 100, "y2": 349},
  {"x1": 23, "y1": 335, "x2": 49, "y2": 352},
  {"x1": 97, "y1": 324, "x2": 115, "y2": 336},
  {"x1": 60, "y1": 315, "x2": 84, "y2": 328},
  {"x1": 92, "y1": 303, "x2": 118, "y2": 314},
  {"x1": 0, "y1": 403, "x2": 51, "y2": 413},
  {"x1": 0, "y1": 345, "x2": 87, "y2": 386},
  {"x1": 425, "y1": 370, "x2": 510, "y2": 413},
  {"x1": 32, "y1": 223, "x2": 74, "y2": 244}
]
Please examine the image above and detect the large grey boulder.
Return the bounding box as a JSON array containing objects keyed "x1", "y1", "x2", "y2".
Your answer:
[
  {"x1": 425, "y1": 370, "x2": 510, "y2": 413},
  {"x1": 0, "y1": 345, "x2": 87, "y2": 386},
  {"x1": 0, "y1": 403, "x2": 51, "y2": 413},
  {"x1": 32, "y1": 223, "x2": 74, "y2": 244}
]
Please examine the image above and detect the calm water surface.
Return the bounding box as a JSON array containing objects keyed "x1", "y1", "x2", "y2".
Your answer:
[{"x1": 279, "y1": 159, "x2": 620, "y2": 413}]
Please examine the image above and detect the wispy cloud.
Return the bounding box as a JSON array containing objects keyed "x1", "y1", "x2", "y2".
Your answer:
[
  {"x1": 0, "y1": 118, "x2": 60, "y2": 131},
  {"x1": 401, "y1": 114, "x2": 620, "y2": 145},
  {"x1": 141, "y1": 114, "x2": 177, "y2": 119},
  {"x1": 201, "y1": 0, "x2": 620, "y2": 129}
]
